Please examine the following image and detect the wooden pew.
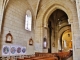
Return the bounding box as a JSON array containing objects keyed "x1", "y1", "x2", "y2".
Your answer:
[
  {"x1": 35, "y1": 51, "x2": 72, "y2": 60},
  {"x1": 24, "y1": 56, "x2": 58, "y2": 60},
  {"x1": 35, "y1": 52, "x2": 56, "y2": 57},
  {"x1": 35, "y1": 52, "x2": 58, "y2": 60},
  {"x1": 17, "y1": 58, "x2": 32, "y2": 60},
  {"x1": 56, "y1": 51, "x2": 72, "y2": 60},
  {"x1": 18, "y1": 52, "x2": 58, "y2": 60},
  {"x1": 32, "y1": 57, "x2": 58, "y2": 60}
]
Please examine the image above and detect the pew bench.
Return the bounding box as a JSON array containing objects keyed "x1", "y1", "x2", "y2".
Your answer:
[{"x1": 18, "y1": 56, "x2": 58, "y2": 60}]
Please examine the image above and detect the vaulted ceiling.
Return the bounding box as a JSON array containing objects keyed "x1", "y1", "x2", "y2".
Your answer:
[{"x1": 50, "y1": 9, "x2": 68, "y2": 26}]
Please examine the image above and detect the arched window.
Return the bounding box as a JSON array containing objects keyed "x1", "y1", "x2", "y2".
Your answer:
[{"x1": 25, "y1": 10, "x2": 32, "y2": 31}]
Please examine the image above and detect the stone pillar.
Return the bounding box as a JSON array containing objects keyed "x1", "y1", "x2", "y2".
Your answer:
[
  {"x1": 76, "y1": 0, "x2": 80, "y2": 28},
  {"x1": 34, "y1": 17, "x2": 43, "y2": 52},
  {"x1": 34, "y1": 27, "x2": 43, "y2": 52}
]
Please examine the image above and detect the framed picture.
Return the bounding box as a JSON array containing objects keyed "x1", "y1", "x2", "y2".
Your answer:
[
  {"x1": 29, "y1": 38, "x2": 33, "y2": 45},
  {"x1": 6, "y1": 31, "x2": 13, "y2": 43}
]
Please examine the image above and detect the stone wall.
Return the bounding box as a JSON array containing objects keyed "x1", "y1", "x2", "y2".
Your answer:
[{"x1": 1, "y1": 0, "x2": 35, "y2": 56}]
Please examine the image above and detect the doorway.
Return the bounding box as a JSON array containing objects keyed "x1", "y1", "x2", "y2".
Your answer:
[{"x1": 47, "y1": 9, "x2": 72, "y2": 53}]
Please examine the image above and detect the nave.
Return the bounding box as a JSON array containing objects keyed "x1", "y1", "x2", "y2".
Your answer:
[{"x1": 0, "y1": 0, "x2": 80, "y2": 60}]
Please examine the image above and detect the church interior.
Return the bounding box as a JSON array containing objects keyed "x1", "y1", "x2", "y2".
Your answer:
[{"x1": 0, "y1": 0, "x2": 80, "y2": 60}]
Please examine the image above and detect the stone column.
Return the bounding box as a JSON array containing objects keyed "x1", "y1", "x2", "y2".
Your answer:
[
  {"x1": 34, "y1": 17, "x2": 43, "y2": 52},
  {"x1": 76, "y1": 0, "x2": 80, "y2": 28}
]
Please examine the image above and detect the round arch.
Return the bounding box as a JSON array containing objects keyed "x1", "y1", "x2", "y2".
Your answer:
[
  {"x1": 58, "y1": 25, "x2": 71, "y2": 39},
  {"x1": 59, "y1": 27, "x2": 72, "y2": 50}
]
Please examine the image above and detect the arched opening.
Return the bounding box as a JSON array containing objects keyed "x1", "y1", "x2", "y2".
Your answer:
[
  {"x1": 61, "y1": 29, "x2": 72, "y2": 51},
  {"x1": 47, "y1": 9, "x2": 73, "y2": 53}
]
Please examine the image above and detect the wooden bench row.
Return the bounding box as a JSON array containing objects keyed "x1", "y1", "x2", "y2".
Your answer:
[
  {"x1": 9, "y1": 50, "x2": 72, "y2": 60},
  {"x1": 17, "y1": 56, "x2": 58, "y2": 60},
  {"x1": 35, "y1": 50, "x2": 72, "y2": 60}
]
